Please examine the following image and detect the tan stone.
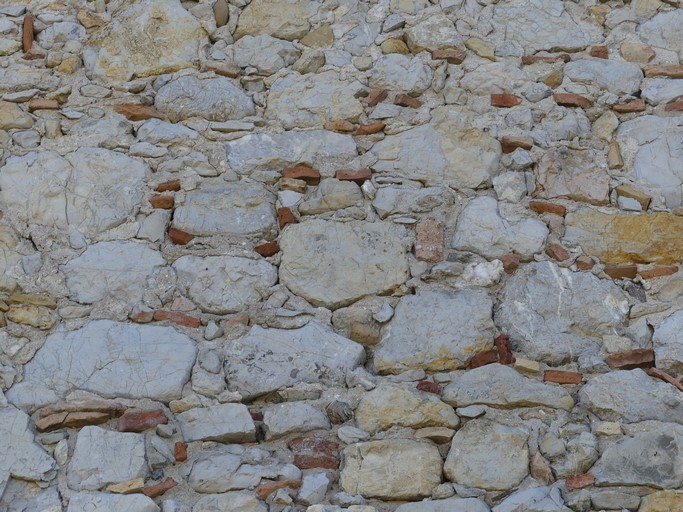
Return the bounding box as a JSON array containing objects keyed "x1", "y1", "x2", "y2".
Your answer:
[
  {"x1": 595, "y1": 421, "x2": 622, "y2": 436},
  {"x1": 620, "y1": 42, "x2": 656, "y2": 63},
  {"x1": 300, "y1": 24, "x2": 333, "y2": 48},
  {"x1": 615, "y1": 184, "x2": 651, "y2": 210},
  {"x1": 513, "y1": 358, "x2": 541, "y2": 375},
  {"x1": 380, "y1": 38, "x2": 409, "y2": 54},
  {"x1": 608, "y1": 141, "x2": 624, "y2": 170},
  {"x1": 414, "y1": 427, "x2": 455, "y2": 444},
  {"x1": 639, "y1": 490, "x2": 683, "y2": 512},
  {"x1": 565, "y1": 209, "x2": 683, "y2": 264},
  {"x1": 544, "y1": 69, "x2": 564, "y2": 88},
  {"x1": 234, "y1": 0, "x2": 313, "y2": 41},
  {"x1": 56, "y1": 56, "x2": 80, "y2": 74},
  {"x1": 9, "y1": 292, "x2": 57, "y2": 309},
  {"x1": 6, "y1": 305, "x2": 58, "y2": 330},
  {"x1": 77, "y1": 9, "x2": 108, "y2": 28},
  {"x1": 465, "y1": 37, "x2": 495, "y2": 60},
  {"x1": 107, "y1": 477, "x2": 145, "y2": 494}
]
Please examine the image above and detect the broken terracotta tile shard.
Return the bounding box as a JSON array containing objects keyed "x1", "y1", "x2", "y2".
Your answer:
[
  {"x1": 553, "y1": 93, "x2": 593, "y2": 109},
  {"x1": 500, "y1": 136, "x2": 533, "y2": 153},
  {"x1": 495, "y1": 333, "x2": 514, "y2": 365},
  {"x1": 647, "y1": 367, "x2": 683, "y2": 392},
  {"x1": 277, "y1": 207, "x2": 298, "y2": 230},
  {"x1": 114, "y1": 103, "x2": 166, "y2": 121},
  {"x1": 590, "y1": 46, "x2": 609, "y2": 59},
  {"x1": 469, "y1": 349, "x2": 499, "y2": 369},
  {"x1": 143, "y1": 477, "x2": 177, "y2": 498},
  {"x1": 416, "y1": 380, "x2": 442, "y2": 394},
  {"x1": 612, "y1": 99, "x2": 646, "y2": 113},
  {"x1": 149, "y1": 195, "x2": 174, "y2": 209},
  {"x1": 521, "y1": 54, "x2": 571, "y2": 65},
  {"x1": 364, "y1": 88, "x2": 388, "y2": 107},
  {"x1": 394, "y1": 94, "x2": 422, "y2": 108},
  {"x1": 335, "y1": 168, "x2": 372, "y2": 185},
  {"x1": 639, "y1": 266, "x2": 678, "y2": 279},
  {"x1": 491, "y1": 94, "x2": 523, "y2": 107},
  {"x1": 605, "y1": 348, "x2": 655, "y2": 370},
  {"x1": 156, "y1": 180, "x2": 181, "y2": 192},
  {"x1": 566, "y1": 473, "x2": 595, "y2": 491},
  {"x1": 117, "y1": 409, "x2": 168, "y2": 432},
  {"x1": 543, "y1": 370, "x2": 583, "y2": 385},
  {"x1": 529, "y1": 200, "x2": 566, "y2": 217},
  {"x1": 281, "y1": 166, "x2": 321, "y2": 185},
  {"x1": 354, "y1": 122, "x2": 385, "y2": 135},
  {"x1": 255, "y1": 240, "x2": 280, "y2": 257},
  {"x1": 603, "y1": 264, "x2": 638, "y2": 280},
  {"x1": 168, "y1": 228, "x2": 194, "y2": 245},
  {"x1": 153, "y1": 310, "x2": 201, "y2": 328},
  {"x1": 22, "y1": 15, "x2": 33, "y2": 53}
]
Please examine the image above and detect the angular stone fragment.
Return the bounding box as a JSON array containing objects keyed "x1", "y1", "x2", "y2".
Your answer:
[
  {"x1": 491, "y1": 94, "x2": 522, "y2": 107},
  {"x1": 169, "y1": 228, "x2": 194, "y2": 245},
  {"x1": 536, "y1": 148, "x2": 609, "y2": 205},
  {"x1": 6, "y1": 305, "x2": 57, "y2": 330},
  {"x1": 298, "y1": 179, "x2": 363, "y2": 215},
  {"x1": 143, "y1": 477, "x2": 177, "y2": 498},
  {"x1": 37, "y1": 411, "x2": 110, "y2": 432},
  {"x1": 234, "y1": 0, "x2": 314, "y2": 40},
  {"x1": 394, "y1": 93, "x2": 422, "y2": 108},
  {"x1": 492, "y1": 486, "x2": 571, "y2": 512},
  {"x1": 368, "y1": 54, "x2": 433, "y2": 95},
  {"x1": 279, "y1": 220, "x2": 410, "y2": 309},
  {"x1": 67, "y1": 493, "x2": 159, "y2": 512},
  {"x1": 193, "y1": 492, "x2": 267, "y2": 512},
  {"x1": 114, "y1": 103, "x2": 165, "y2": 121},
  {"x1": 336, "y1": 168, "x2": 372, "y2": 185},
  {"x1": 432, "y1": 48, "x2": 467, "y2": 64},
  {"x1": 107, "y1": 477, "x2": 145, "y2": 494},
  {"x1": 604, "y1": 348, "x2": 655, "y2": 370},
  {"x1": 415, "y1": 218, "x2": 444, "y2": 263},
  {"x1": 341, "y1": 440, "x2": 442, "y2": 500},
  {"x1": 442, "y1": 364, "x2": 574, "y2": 410},
  {"x1": 233, "y1": 34, "x2": 299, "y2": 74},
  {"x1": 640, "y1": 490, "x2": 683, "y2": 512},
  {"x1": 501, "y1": 136, "x2": 533, "y2": 153},
  {"x1": 564, "y1": 59, "x2": 643, "y2": 95},
  {"x1": 653, "y1": 310, "x2": 683, "y2": 375},
  {"x1": 225, "y1": 322, "x2": 365, "y2": 400},
  {"x1": 263, "y1": 403, "x2": 330, "y2": 440},
  {"x1": 404, "y1": 14, "x2": 462, "y2": 53},
  {"x1": 372, "y1": 187, "x2": 454, "y2": 220},
  {"x1": 374, "y1": 289, "x2": 494, "y2": 373},
  {"x1": 444, "y1": 420, "x2": 529, "y2": 491},
  {"x1": 176, "y1": 404, "x2": 255, "y2": 443}
]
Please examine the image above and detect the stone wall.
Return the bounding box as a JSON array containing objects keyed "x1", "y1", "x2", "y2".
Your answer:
[{"x1": 1, "y1": 0, "x2": 683, "y2": 510}]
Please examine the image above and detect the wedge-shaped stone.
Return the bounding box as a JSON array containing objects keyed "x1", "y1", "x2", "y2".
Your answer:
[
  {"x1": 442, "y1": 364, "x2": 574, "y2": 410},
  {"x1": 176, "y1": 404, "x2": 256, "y2": 443}
]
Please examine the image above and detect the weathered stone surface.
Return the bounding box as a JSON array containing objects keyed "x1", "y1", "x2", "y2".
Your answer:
[
  {"x1": 266, "y1": 71, "x2": 363, "y2": 129},
  {"x1": 445, "y1": 420, "x2": 529, "y2": 491},
  {"x1": 442, "y1": 364, "x2": 574, "y2": 410},
  {"x1": 61, "y1": 241, "x2": 165, "y2": 305},
  {"x1": 137, "y1": 118, "x2": 199, "y2": 144},
  {"x1": 492, "y1": 486, "x2": 572, "y2": 512},
  {"x1": 193, "y1": 492, "x2": 267, "y2": 512},
  {"x1": 374, "y1": 289, "x2": 494, "y2": 373},
  {"x1": 565, "y1": 209, "x2": 683, "y2": 264},
  {"x1": 298, "y1": 179, "x2": 363, "y2": 215},
  {"x1": 67, "y1": 426, "x2": 146, "y2": 491},
  {"x1": 653, "y1": 310, "x2": 683, "y2": 375},
  {"x1": 638, "y1": 10, "x2": 683, "y2": 60},
  {"x1": 593, "y1": 425, "x2": 683, "y2": 488},
  {"x1": 579, "y1": 369, "x2": 683, "y2": 423},
  {"x1": 640, "y1": 490, "x2": 683, "y2": 512},
  {"x1": 177, "y1": 404, "x2": 256, "y2": 443},
  {"x1": 372, "y1": 186, "x2": 454, "y2": 220},
  {"x1": 0, "y1": 228, "x2": 22, "y2": 293},
  {"x1": 84, "y1": 0, "x2": 206, "y2": 81},
  {"x1": 7, "y1": 321, "x2": 197, "y2": 408},
  {"x1": 233, "y1": 35, "x2": 299, "y2": 75},
  {"x1": 224, "y1": 322, "x2": 365, "y2": 400},
  {"x1": 234, "y1": 0, "x2": 315, "y2": 40},
  {"x1": 642, "y1": 79, "x2": 683, "y2": 106},
  {"x1": 355, "y1": 384, "x2": 458, "y2": 434},
  {"x1": 67, "y1": 493, "x2": 159, "y2": 512},
  {"x1": 340, "y1": 440, "x2": 442, "y2": 500},
  {"x1": 0, "y1": 101, "x2": 33, "y2": 130},
  {"x1": 0, "y1": 149, "x2": 148, "y2": 236},
  {"x1": 368, "y1": 54, "x2": 433, "y2": 94},
  {"x1": 173, "y1": 181, "x2": 276, "y2": 237},
  {"x1": 279, "y1": 220, "x2": 410, "y2": 309},
  {"x1": 564, "y1": 59, "x2": 643, "y2": 95},
  {"x1": 396, "y1": 499, "x2": 489, "y2": 512},
  {"x1": 452, "y1": 196, "x2": 548, "y2": 260},
  {"x1": 536, "y1": 149, "x2": 609, "y2": 205},
  {"x1": 263, "y1": 402, "x2": 330, "y2": 440},
  {"x1": 173, "y1": 255, "x2": 276, "y2": 314},
  {"x1": 404, "y1": 14, "x2": 463, "y2": 53}
]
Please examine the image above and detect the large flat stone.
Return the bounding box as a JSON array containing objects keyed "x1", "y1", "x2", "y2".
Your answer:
[
  {"x1": 373, "y1": 288, "x2": 495, "y2": 373},
  {"x1": 368, "y1": 54, "x2": 433, "y2": 95},
  {"x1": 395, "y1": 498, "x2": 490, "y2": 512},
  {"x1": 193, "y1": 492, "x2": 267, "y2": 512},
  {"x1": 279, "y1": 220, "x2": 410, "y2": 309},
  {"x1": 564, "y1": 58, "x2": 643, "y2": 95},
  {"x1": 224, "y1": 322, "x2": 365, "y2": 400},
  {"x1": 233, "y1": 0, "x2": 315, "y2": 41},
  {"x1": 564, "y1": 208, "x2": 683, "y2": 264},
  {"x1": 535, "y1": 149, "x2": 610, "y2": 206},
  {"x1": 67, "y1": 493, "x2": 159, "y2": 512},
  {"x1": 176, "y1": 404, "x2": 256, "y2": 443},
  {"x1": 638, "y1": 10, "x2": 683, "y2": 60},
  {"x1": 640, "y1": 490, "x2": 683, "y2": 512}
]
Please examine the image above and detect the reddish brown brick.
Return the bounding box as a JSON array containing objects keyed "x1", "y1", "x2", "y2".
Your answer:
[
  {"x1": 590, "y1": 46, "x2": 609, "y2": 59},
  {"x1": 647, "y1": 367, "x2": 683, "y2": 392},
  {"x1": 282, "y1": 166, "x2": 320, "y2": 185},
  {"x1": 469, "y1": 349, "x2": 499, "y2": 369},
  {"x1": 365, "y1": 88, "x2": 388, "y2": 107},
  {"x1": 521, "y1": 54, "x2": 571, "y2": 65},
  {"x1": 394, "y1": 94, "x2": 422, "y2": 108},
  {"x1": 293, "y1": 454, "x2": 339, "y2": 469},
  {"x1": 644, "y1": 64, "x2": 683, "y2": 78},
  {"x1": 156, "y1": 180, "x2": 181, "y2": 192},
  {"x1": 114, "y1": 103, "x2": 166, "y2": 121},
  {"x1": 566, "y1": 473, "x2": 595, "y2": 491},
  {"x1": 288, "y1": 436, "x2": 340, "y2": 454},
  {"x1": 575, "y1": 255, "x2": 595, "y2": 271},
  {"x1": 639, "y1": 265, "x2": 678, "y2": 279},
  {"x1": 612, "y1": 99, "x2": 646, "y2": 113},
  {"x1": 23, "y1": 15, "x2": 33, "y2": 53},
  {"x1": 277, "y1": 207, "x2": 297, "y2": 230},
  {"x1": 495, "y1": 333, "x2": 514, "y2": 365},
  {"x1": 28, "y1": 99, "x2": 59, "y2": 111},
  {"x1": 323, "y1": 120, "x2": 356, "y2": 133},
  {"x1": 149, "y1": 195, "x2": 174, "y2": 209},
  {"x1": 416, "y1": 381, "x2": 442, "y2": 394},
  {"x1": 604, "y1": 264, "x2": 638, "y2": 280},
  {"x1": 255, "y1": 241, "x2": 280, "y2": 257},
  {"x1": 36, "y1": 411, "x2": 111, "y2": 432},
  {"x1": 117, "y1": 409, "x2": 167, "y2": 432},
  {"x1": 289, "y1": 436, "x2": 342, "y2": 470},
  {"x1": 415, "y1": 218, "x2": 444, "y2": 263},
  {"x1": 544, "y1": 370, "x2": 583, "y2": 385},
  {"x1": 354, "y1": 122, "x2": 385, "y2": 135},
  {"x1": 168, "y1": 228, "x2": 194, "y2": 245},
  {"x1": 256, "y1": 479, "x2": 301, "y2": 500},
  {"x1": 546, "y1": 243, "x2": 571, "y2": 262},
  {"x1": 174, "y1": 442, "x2": 188, "y2": 462},
  {"x1": 153, "y1": 310, "x2": 201, "y2": 328},
  {"x1": 501, "y1": 254, "x2": 521, "y2": 274},
  {"x1": 143, "y1": 478, "x2": 177, "y2": 498},
  {"x1": 554, "y1": 93, "x2": 593, "y2": 109},
  {"x1": 665, "y1": 101, "x2": 683, "y2": 112},
  {"x1": 431, "y1": 48, "x2": 467, "y2": 64},
  {"x1": 605, "y1": 348, "x2": 655, "y2": 370},
  {"x1": 529, "y1": 200, "x2": 566, "y2": 217},
  {"x1": 500, "y1": 136, "x2": 534, "y2": 153},
  {"x1": 336, "y1": 167, "x2": 372, "y2": 185},
  {"x1": 490, "y1": 94, "x2": 522, "y2": 107}
]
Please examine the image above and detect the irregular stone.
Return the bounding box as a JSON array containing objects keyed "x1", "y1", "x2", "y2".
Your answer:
[
  {"x1": 224, "y1": 322, "x2": 365, "y2": 400},
  {"x1": 233, "y1": 34, "x2": 299, "y2": 75},
  {"x1": 590, "y1": 490, "x2": 640, "y2": 511},
  {"x1": 0, "y1": 101, "x2": 33, "y2": 130},
  {"x1": 642, "y1": 79, "x2": 683, "y2": 106},
  {"x1": 374, "y1": 289, "x2": 494, "y2": 373},
  {"x1": 173, "y1": 181, "x2": 276, "y2": 237},
  {"x1": 653, "y1": 310, "x2": 683, "y2": 375},
  {"x1": 61, "y1": 241, "x2": 165, "y2": 305},
  {"x1": 137, "y1": 119, "x2": 199, "y2": 144},
  {"x1": 279, "y1": 220, "x2": 410, "y2": 309},
  {"x1": 442, "y1": 364, "x2": 574, "y2": 410},
  {"x1": 299, "y1": 179, "x2": 363, "y2": 215},
  {"x1": 444, "y1": 420, "x2": 529, "y2": 491},
  {"x1": 638, "y1": 10, "x2": 683, "y2": 60},
  {"x1": 355, "y1": 384, "x2": 458, "y2": 434},
  {"x1": 0, "y1": 149, "x2": 148, "y2": 236},
  {"x1": 107, "y1": 477, "x2": 145, "y2": 494},
  {"x1": 289, "y1": 436, "x2": 341, "y2": 470},
  {"x1": 0, "y1": 479, "x2": 62, "y2": 512},
  {"x1": 143, "y1": 477, "x2": 177, "y2": 498},
  {"x1": 466, "y1": 37, "x2": 495, "y2": 60},
  {"x1": 67, "y1": 493, "x2": 159, "y2": 512},
  {"x1": 117, "y1": 409, "x2": 168, "y2": 433},
  {"x1": 492, "y1": 486, "x2": 571, "y2": 512},
  {"x1": 176, "y1": 404, "x2": 256, "y2": 443},
  {"x1": 193, "y1": 492, "x2": 267, "y2": 512},
  {"x1": 579, "y1": 369, "x2": 683, "y2": 423},
  {"x1": 564, "y1": 208, "x2": 683, "y2": 264},
  {"x1": 592, "y1": 425, "x2": 683, "y2": 488},
  {"x1": 536, "y1": 149, "x2": 609, "y2": 205},
  {"x1": 7, "y1": 320, "x2": 197, "y2": 408},
  {"x1": 640, "y1": 490, "x2": 683, "y2": 512},
  {"x1": 234, "y1": 0, "x2": 314, "y2": 40},
  {"x1": 263, "y1": 402, "x2": 330, "y2": 440},
  {"x1": 155, "y1": 76, "x2": 255, "y2": 123},
  {"x1": 564, "y1": 59, "x2": 643, "y2": 95},
  {"x1": 173, "y1": 255, "x2": 277, "y2": 314},
  {"x1": 5, "y1": 305, "x2": 56, "y2": 330},
  {"x1": 67, "y1": 426, "x2": 146, "y2": 491},
  {"x1": 404, "y1": 14, "x2": 462, "y2": 53},
  {"x1": 84, "y1": 0, "x2": 207, "y2": 81},
  {"x1": 266, "y1": 71, "x2": 364, "y2": 129},
  {"x1": 621, "y1": 42, "x2": 656, "y2": 63},
  {"x1": 452, "y1": 196, "x2": 548, "y2": 260},
  {"x1": 368, "y1": 54, "x2": 433, "y2": 95},
  {"x1": 340, "y1": 440, "x2": 442, "y2": 500}
]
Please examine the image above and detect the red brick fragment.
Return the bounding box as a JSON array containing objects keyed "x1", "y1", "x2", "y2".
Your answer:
[
  {"x1": 521, "y1": 54, "x2": 571, "y2": 65},
  {"x1": 544, "y1": 370, "x2": 583, "y2": 385},
  {"x1": 336, "y1": 168, "x2": 372, "y2": 185},
  {"x1": 612, "y1": 99, "x2": 646, "y2": 113},
  {"x1": 323, "y1": 120, "x2": 356, "y2": 133},
  {"x1": 604, "y1": 264, "x2": 638, "y2": 280},
  {"x1": 495, "y1": 334, "x2": 514, "y2": 365},
  {"x1": 153, "y1": 310, "x2": 201, "y2": 328},
  {"x1": 500, "y1": 136, "x2": 533, "y2": 153},
  {"x1": 647, "y1": 367, "x2": 683, "y2": 392},
  {"x1": 605, "y1": 348, "x2": 655, "y2": 370},
  {"x1": 566, "y1": 473, "x2": 595, "y2": 491},
  {"x1": 575, "y1": 255, "x2": 595, "y2": 271},
  {"x1": 282, "y1": 166, "x2": 320, "y2": 185},
  {"x1": 149, "y1": 195, "x2": 174, "y2": 209},
  {"x1": 294, "y1": 454, "x2": 339, "y2": 469},
  {"x1": 546, "y1": 243, "x2": 571, "y2": 262},
  {"x1": 289, "y1": 436, "x2": 341, "y2": 470},
  {"x1": 23, "y1": 15, "x2": 33, "y2": 53},
  {"x1": 639, "y1": 265, "x2": 678, "y2": 279},
  {"x1": 251, "y1": 410, "x2": 264, "y2": 421},
  {"x1": 117, "y1": 409, "x2": 167, "y2": 432},
  {"x1": 416, "y1": 381, "x2": 442, "y2": 394},
  {"x1": 431, "y1": 48, "x2": 467, "y2": 64},
  {"x1": 501, "y1": 254, "x2": 521, "y2": 274},
  {"x1": 156, "y1": 180, "x2": 181, "y2": 192},
  {"x1": 644, "y1": 65, "x2": 683, "y2": 78},
  {"x1": 277, "y1": 207, "x2": 297, "y2": 230},
  {"x1": 168, "y1": 228, "x2": 194, "y2": 245},
  {"x1": 665, "y1": 101, "x2": 683, "y2": 112},
  {"x1": 28, "y1": 99, "x2": 59, "y2": 111},
  {"x1": 415, "y1": 218, "x2": 444, "y2": 263},
  {"x1": 255, "y1": 240, "x2": 280, "y2": 257},
  {"x1": 529, "y1": 200, "x2": 566, "y2": 217},
  {"x1": 364, "y1": 88, "x2": 388, "y2": 107},
  {"x1": 590, "y1": 46, "x2": 609, "y2": 59},
  {"x1": 394, "y1": 94, "x2": 422, "y2": 108},
  {"x1": 143, "y1": 478, "x2": 177, "y2": 498},
  {"x1": 469, "y1": 349, "x2": 499, "y2": 369},
  {"x1": 114, "y1": 103, "x2": 166, "y2": 121},
  {"x1": 174, "y1": 442, "x2": 188, "y2": 462},
  {"x1": 354, "y1": 122, "x2": 385, "y2": 135},
  {"x1": 553, "y1": 93, "x2": 593, "y2": 109},
  {"x1": 256, "y1": 479, "x2": 301, "y2": 500},
  {"x1": 490, "y1": 94, "x2": 522, "y2": 107}
]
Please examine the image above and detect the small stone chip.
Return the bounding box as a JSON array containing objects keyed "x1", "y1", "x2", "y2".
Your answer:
[
  {"x1": 107, "y1": 477, "x2": 145, "y2": 495},
  {"x1": 168, "y1": 228, "x2": 194, "y2": 245},
  {"x1": 143, "y1": 477, "x2": 177, "y2": 498}
]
